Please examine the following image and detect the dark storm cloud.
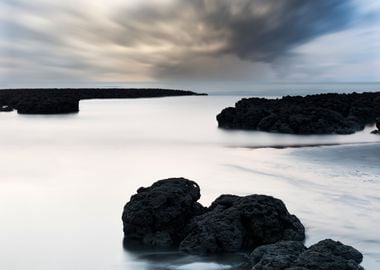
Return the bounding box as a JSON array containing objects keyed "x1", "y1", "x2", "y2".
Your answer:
[
  {"x1": 197, "y1": 0, "x2": 353, "y2": 61},
  {"x1": 108, "y1": 0, "x2": 354, "y2": 79},
  {"x1": 113, "y1": 0, "x2": 353, "y2": 61},
  {"x1": 1, "y1": 0, "x2": 358, "y2": 82}
]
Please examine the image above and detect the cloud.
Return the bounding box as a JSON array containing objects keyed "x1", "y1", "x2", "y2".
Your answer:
[
  {"x1": 1, "y1": 0, "x2": 375, "y2": 83},
  {"x1": 109, "y1": 0, "x2": 355, "y2": 79},
  {"x1": 274, "y1": 24, "x2": 380, "y2": 82},
  {"x1": 197, "y1": 0, "x2": 353, "y2": 61}
]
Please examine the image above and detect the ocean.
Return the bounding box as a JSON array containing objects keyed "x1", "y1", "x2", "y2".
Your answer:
[{"x1": 0, "y1": 88, "x2": 379, "y2": 269}]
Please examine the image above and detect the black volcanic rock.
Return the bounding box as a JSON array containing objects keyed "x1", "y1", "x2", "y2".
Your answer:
[
  {"x1": 0, "y1": 88, "x2": 206, "y2": 114},
  {"x1": 179, "y1": 195, "x2": 305, "y2": 255},
  {"x1": 122, "y1": 179, "x2": 304, "y2": 254},
  {"x1": 250, "y1": 241, "x2": 306, "y2": 269},
  {"x1": 217, "y1": 92, "x2": 380, "y2": 134},
  {"x1": 16, "y1": 96, "x2": 79, "y2": 114},
  {"x1": 249, "y1": 239, "x2": 363, "y2": 270},
  {"x1": 122, "y1": 178, "x2": 205, "y2": 248},
  {"x1": 122, "y1": 178, "x2": 363, "y2": 267}
]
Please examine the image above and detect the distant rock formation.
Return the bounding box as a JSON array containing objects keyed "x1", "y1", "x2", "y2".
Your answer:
[
  {"x1": 122, "y1": 178, "x2": 364, "y2": 270},
  {"x1": 0, "y1": 88, "x2": 206, "y2": 114},
  {"x1": 16, "y1": 96, "x2": 79, "y2": 114},
  {"x1": 217, "y1": 92, "x2": 380, "y2": 135}
]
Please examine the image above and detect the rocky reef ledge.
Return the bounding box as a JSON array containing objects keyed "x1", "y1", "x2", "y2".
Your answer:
[
  {"x1": 0, "y1": 88, "x2": 206, "y2": 114},
  {"x1": 122, "y1": 178, "x2": 364, "y2": 269},
  {"x1": 217, "y1": 92, "x2": 380, "y2": 134}
]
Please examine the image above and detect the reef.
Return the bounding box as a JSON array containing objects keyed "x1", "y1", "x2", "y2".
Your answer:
[
  {"x1": 0, "y1": 88, "x2": 206, "y2": 114},
  {"x1": 217, "y1": 92, "x2": 380, "y2": 134}
]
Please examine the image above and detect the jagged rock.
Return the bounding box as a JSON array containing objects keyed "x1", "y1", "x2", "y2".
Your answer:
[
  {"x1": 179, "y1": 195, "x2": 305, "y2": 255},
  {"x1": 217, "y1": 92, "x2": 380, "y2": 134},
  {"x1": 294, "y1": 239, "x2": 364, "y2": 270},
  {"x1": 249, "y1": 239, "x2": 363, "y2": 270},
  {"x1": 122, "y1": 178, "x2": 205, "y2": 248}
]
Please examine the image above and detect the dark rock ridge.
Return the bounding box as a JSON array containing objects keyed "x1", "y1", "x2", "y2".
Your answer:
[
  {"x1": 122, "y1": 178, "x2": 305, "y2": 254},
  {"x1": 250, "y1": 239, "x2": 363, "y2": 270},
  {"x1": 217, "y1": 92, "x2": 380, "y2": 134},
  {"x1": 0, "y1": 88, "x2": 206, "y2": 114},
  {"x1": 122, "y1": 178, "x2": 364, "y2": 269}
]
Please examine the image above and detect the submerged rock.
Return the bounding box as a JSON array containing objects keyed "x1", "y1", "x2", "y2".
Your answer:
[
  {"x1": 179, "y1": 195, "x2": 305, "y2": 255},
  {"x1": 217, "y1": 92, "x2": 380, "y2": 135},
  {"x1": 249, "y1": 239, "x2": 363, "y2": 270},
  {"x1": 122, "y1": 178, "x2": 205, "y2": 247}
]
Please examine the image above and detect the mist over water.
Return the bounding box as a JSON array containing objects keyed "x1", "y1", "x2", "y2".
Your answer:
[{"x1": 0, "y1": 95, "x2": 379, "y2": 269}]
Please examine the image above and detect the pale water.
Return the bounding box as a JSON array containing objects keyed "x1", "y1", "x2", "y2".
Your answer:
[{"x1": 0, "y1": 96, "x2": 379, "y2": 270}]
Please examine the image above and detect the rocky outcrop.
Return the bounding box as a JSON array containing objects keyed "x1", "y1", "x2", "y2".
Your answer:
[
  {"x1": 217, "y1": 92, "x2": 380, "y2": 134},
  {"x1": 250, "y1": 241, "x2": 306, "y2": 269},
  {"x1": 15, "y1": 96, "x2": 79, "y2": 114},
  {"x1": 372, "y1": 117, "x2": 380, "y2": 134},
  {"x1": 122, "y1": 178, "x2": 304, "y2": 253},
  {"x1": 122, "y1": 178, "x2": 363, "y2": 269},
  {"x1": 0, "y1": 88, "x2": 206, "y2": 114},
  {"x1": 250, "y1": 239, "x2": 363, "y2": 270},
  {"x1": 179, "y1": 195, "x2": 305, "y2": 255},
  {"x1": 122, "y1": 178, "x2": 205, "y2": 247}
]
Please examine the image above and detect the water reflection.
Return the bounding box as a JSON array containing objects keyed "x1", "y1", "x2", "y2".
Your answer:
[{"x1": 123, "y1": 239, "x2": 248, "y2": 270}]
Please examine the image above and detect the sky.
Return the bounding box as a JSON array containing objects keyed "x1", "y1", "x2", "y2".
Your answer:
[{"x1": 0, "y1": 0, "x2": 380, "y2": 85}]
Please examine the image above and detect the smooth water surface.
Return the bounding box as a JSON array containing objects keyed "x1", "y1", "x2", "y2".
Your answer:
[{"x1": 0, "y1": 96, "x2": 379, "y2": 269}]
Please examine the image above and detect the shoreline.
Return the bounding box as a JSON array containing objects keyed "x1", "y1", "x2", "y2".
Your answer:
[{"x1": 230, "y1": 141, "x2": 380, "y2": 150}]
